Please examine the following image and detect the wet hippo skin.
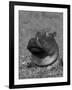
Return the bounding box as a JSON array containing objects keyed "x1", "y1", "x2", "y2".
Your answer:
[{"x1": 27, "y1": 31, "x2": 59, "y2": 67}]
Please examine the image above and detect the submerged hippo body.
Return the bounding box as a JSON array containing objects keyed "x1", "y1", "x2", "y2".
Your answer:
[{"x1": 27, "y1": 31, "x2": 59, "y2": 67}]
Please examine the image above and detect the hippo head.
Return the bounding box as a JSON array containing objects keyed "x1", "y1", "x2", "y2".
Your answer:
[{"x1": 27, "y1": 31, "x2": 58, "y2": 59}]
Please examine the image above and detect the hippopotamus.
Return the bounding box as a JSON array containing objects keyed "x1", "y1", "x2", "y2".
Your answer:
[{"x1": 27, "y1": 31, "x2": 59, "y2": 67}]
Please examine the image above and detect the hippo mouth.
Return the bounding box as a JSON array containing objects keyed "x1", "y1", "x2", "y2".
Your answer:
[
  {"x1": 27, "y1": 45, "x2": 48, "y2": 58},
  {"x1": 28, "y1": 46, "x2": 43, "y2": 53}
]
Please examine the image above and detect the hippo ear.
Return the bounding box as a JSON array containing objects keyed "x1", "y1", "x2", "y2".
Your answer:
[{"x1": 52, "y1": 32, "x2": 57, "y2": 37}]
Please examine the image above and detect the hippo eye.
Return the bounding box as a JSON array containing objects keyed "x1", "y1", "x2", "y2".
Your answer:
[
  {"x1": 47, "y1": 33, "x2": 53, "y2": 38},
  {"x1": 48, "y1": 32, "x2": 57, "y2": 38},
  {"x1": 46, "y1": 32, "x2": 52, "y2": 37}
]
